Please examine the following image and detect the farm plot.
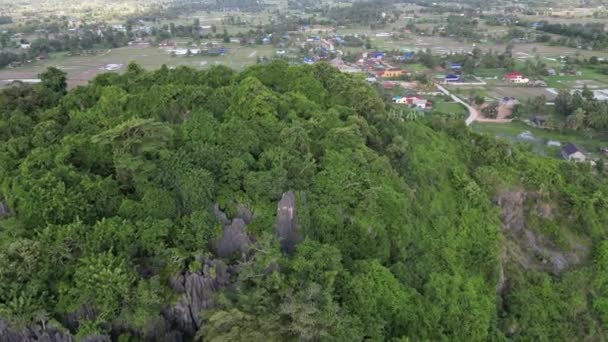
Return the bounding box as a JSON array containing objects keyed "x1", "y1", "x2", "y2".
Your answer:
[
  {"x1": 0, "y1": 43, "x2": 279, "y2": 88},
  {"x1": 486, "y1": 86, "x2": 559, "y2": 101}
]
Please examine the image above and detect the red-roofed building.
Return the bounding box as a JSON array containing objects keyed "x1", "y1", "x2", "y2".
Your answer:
[
  {"x1": 504, "y1": 71, "x2": 529, "y2": 84},
  {"x1": 392, "y1": 95, "x2": 432, "y2": 109}
]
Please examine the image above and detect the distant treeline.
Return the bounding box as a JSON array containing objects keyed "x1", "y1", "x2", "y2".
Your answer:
[
  {"x1": 326, "y1": 0, "x2": 397, "y2": 26},
  {"x1": 0, "y1": 29, "x2": 131, "y2": 70},
  {"x1": 0, "y1": 16, "x2": 12, "y2": 25},
  {"x1": 532, "y1": 21, "x2": 608, "y2": 50}
]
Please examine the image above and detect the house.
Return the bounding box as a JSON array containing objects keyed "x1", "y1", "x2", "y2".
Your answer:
[
  {"x1": 561, "y1": 143, "x2": 586, "y2": 162},
  {"x1": 449, "y1": 63, "x2": 462, "y2": 71},
  {"x1": 320, "y1": 39, "x2": 335, "y2": 51},
  {"x1": 399, "y1": 52, "x2": 415, "y2": 61},
  {"x1": 159, "y1": 40, "x2": 176, "y2": 47},
  {"x1": 504, "y1": 71, "x2": 529, "y2": 84},
  {"x1": 8, "y1": 61, "x2": 22, "y2": 68},
  {"x1": 36, "y1": 52, "x2": 49, "y2": 61},
  {"x1": 530, "y1": 80, "x2": 547, "y2": 87},
  {"x1": 370, "y1": 51, "x2": 384, "y2": 59},
  {"x1": 412, "y1": 98, "x2": 431, "y2": 109},
  {"x1": 530, "y1": 22, "x2": 544, "y2": 29},
  {"x1": 377, "y1": 68, "x2": 407, "y2": 78},
  {"x1": 444, "y1": 74, "x2": 461, "y2": 83},
  {"x1": 500, "y1": 97, "x2": 518, "y2": 106},
  {"x1": 392, "y1": 96, "x2": 431, "y2": 109},
  {"x1": 547, "y1": 68, "x2": 557, "y2": 76},
  {"x1": 601, "y1": 147, "x2": 608, "y2": 156},
  {"x1": 531, "y1": 115, "x2": 547, "y2": 127}
]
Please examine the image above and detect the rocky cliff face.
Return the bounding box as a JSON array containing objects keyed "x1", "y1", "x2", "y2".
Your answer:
[{"x1": 495, "y1": 190, "x2": 588, "y2": 274}]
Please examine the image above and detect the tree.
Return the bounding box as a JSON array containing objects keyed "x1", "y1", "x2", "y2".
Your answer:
[
  {"x1": 39, "y1": 67, "x2": 67, "y2": 94},
  {"x1": 341, "y1": 260, "x2": 416, "y2": 339},
  {"x1": 481, "y1": 102, "x2": 498, "y2": 118},
  {"x1": 566, "y1": 108, "x2": 586, "y2": 130},
  {"x1": 530, "y1": 94, "x2": 547, "y2": 114},
  {"x1": 62, "y1": 252, "x2": 135, "y2": 324},
  {"x1": 582, "y1": 84, "x2": 594, "y2": 101}
]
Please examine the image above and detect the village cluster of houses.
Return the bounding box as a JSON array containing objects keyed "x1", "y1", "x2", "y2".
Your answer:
[
  {"x1": 356, "y1": 51, "x2": 409, "y2": 78},
  {"x1": 443, "y1": 69, "x2": 546, "y2": 87},
  {"x1": 392, "y1": 95, "x2": 432, "y2": 109}
]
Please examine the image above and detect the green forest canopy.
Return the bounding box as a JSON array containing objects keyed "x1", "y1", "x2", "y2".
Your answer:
[{"x1": 0, "y1": 61, "x2": 607, "y2": 341}]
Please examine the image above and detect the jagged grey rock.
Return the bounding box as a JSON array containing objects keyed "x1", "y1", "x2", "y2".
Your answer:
[
  {"x1": 235, "y1": 204, "x2": 253, "y2": 224},
  {"x1": 212, "y1": 203, "x2": 229, "y2": 226},
  {"x1": 0, "y1": 201, "x2": 9, "y2": 219},
  {"x1": 0, "y1": 318, "x2": 109, "y2": 342},
  {"x1": 217, "y1": 218, "x2": 251, "y2": 258},
  {"x1": 165, "y1": 260, "x2": 231, "y2": 338},
  {"x1": 276, "y1": 191, "x2": 300, "y2": 254}
]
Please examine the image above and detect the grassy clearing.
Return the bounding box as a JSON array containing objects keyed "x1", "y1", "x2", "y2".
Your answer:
[
  {"x1": 475, "y1": 68, "x2": 506, "y2": 78},
  {"x1": 402, "y1": 63, "x2": 429, "y2": 72},
  {"x1": 472, "y1": 121, "x2": 608, "y2": 158},
  {"x1": 432, "y1": 101, "x2": 467, "y2": 115}
]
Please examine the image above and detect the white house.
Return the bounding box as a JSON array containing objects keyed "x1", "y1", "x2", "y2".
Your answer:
[{"x1": 561, "y1": 143, "x2": 586, "y2": 162}]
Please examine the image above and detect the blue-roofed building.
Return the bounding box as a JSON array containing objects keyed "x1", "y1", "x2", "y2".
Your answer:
[
  {"x1": 444, "y1": 74, "x2": 461, "y2": 83},
  {"x1": 398, "y1": 52, "x2": 415, "y2": 61},
  {"x1": 450, "y1": 63, "x2": 462, "y2": 70},
  {"x1": 530, "y1": 22, "x2": 544, "y2": 29},
  {"x1": 371, "y1": 51, "x2": 384, "y2": 59},
  {"x1": 303, "y1": 57, "x2": 314, "y2": 65}
]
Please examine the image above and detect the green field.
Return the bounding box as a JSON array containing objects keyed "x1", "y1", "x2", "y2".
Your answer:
[
  {"x1": 402, "y1": 63, "x2": 429, "y2": 72},
  {"x1": 0, "y1": 42, "x2": 281, "y2": 87},
  {"x1": 432, "y1": 101, "x2": 467, "y2": 115},
  {"x1": 472, "y1": 121, "x2": 608, "y2": 158},
  {"x1": 474, "y1": 68, "x2": 506, "y2": 78},
  {"x1": 542, "y1": 67, "x2": 608, "y2": 89}
]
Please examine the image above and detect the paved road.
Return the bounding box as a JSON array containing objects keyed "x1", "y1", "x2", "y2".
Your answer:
[{"x1": 436, "y1": 84, "x2": 479, "y2": 126}]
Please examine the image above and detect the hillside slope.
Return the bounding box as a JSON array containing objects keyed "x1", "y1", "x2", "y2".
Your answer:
[{"x1": 0, "y1": 61, "x2": 607, "y2": 341}]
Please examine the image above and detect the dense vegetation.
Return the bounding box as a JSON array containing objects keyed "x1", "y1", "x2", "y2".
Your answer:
[
  {"x1": 534, "y1": 22, "x2": 608, "y2": 50},
  {"x1": 1, "y1": 61, "x2": 608, "y2": 340}
]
